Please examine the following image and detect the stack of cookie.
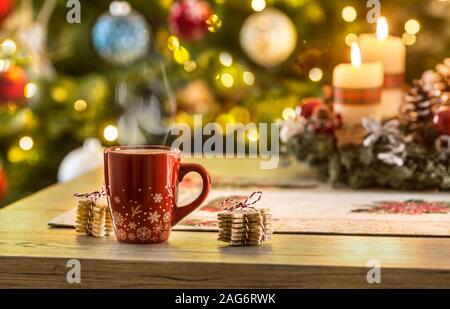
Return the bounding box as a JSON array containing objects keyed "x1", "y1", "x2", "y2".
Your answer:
[
  {"x1": 217, "y1": 208, "x2": 272, "y2": 246},
  {"x1": 75, "y1": 195, "x2": 113, "y2": 238}
]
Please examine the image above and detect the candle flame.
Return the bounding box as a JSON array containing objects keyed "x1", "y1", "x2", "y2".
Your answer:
[
  {"x1": 377, "y1": 17, "x2": 389, "y2": 40},
  {"x1": 351, "y1": 42, "x2": 361, "y2": 67}
]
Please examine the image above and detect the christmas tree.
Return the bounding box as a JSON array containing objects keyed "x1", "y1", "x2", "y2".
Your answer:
[{"x1": 0, "y1": 0, "x2": 449, "y2": 206}]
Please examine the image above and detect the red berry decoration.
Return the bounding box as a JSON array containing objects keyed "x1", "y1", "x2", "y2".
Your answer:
[
  {"x1": 0, "y1": 164, "x2": 8, "y2": 203},
  {"x1": 433, "y1": 109, "x2": 450, "y2": 135},
  {"x1": 0, "y1": 66, "x2": 28, "y2": 105},
  {"x1": 168, "y1": 0, "x2": 212, "y2": 42},
  {"x1": 295, "y1": 98, "x2": 323, "y2": 119},
  {"x1": 0, "y1": 0, "x2": 14, "y2": 24}
]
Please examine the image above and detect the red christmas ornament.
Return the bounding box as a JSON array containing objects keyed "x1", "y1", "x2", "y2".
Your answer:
[
  {"x1": 295, "y1": 98, "x2": 324, "y2": 119},
  {"x1": 433, "y1": 109, "x2": 450, "y2": 135},
  {"x1": 0, "y1": 164, "x2": 8, "y2": 203},
  {"x1": 0, "y1": 0, "x2": 14, "y2": 24},
  {"x1": 0, "y1": 66, "x2": 27, "y2": 105},
  {"x1": 168, "y1": 0, "x2": 212, "y2": 42},
  {"x1": 302, "y1": 101, "x2": 341, "y2": 134}
]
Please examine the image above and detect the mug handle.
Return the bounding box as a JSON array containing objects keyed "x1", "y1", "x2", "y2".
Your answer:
[{"x1": 172, "y1": 163, "x2": 211, "y2": 226}]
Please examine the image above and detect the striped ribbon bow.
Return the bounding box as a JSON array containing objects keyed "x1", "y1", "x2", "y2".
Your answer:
[
  {"x1": 222, "y1": 191, "x2": 263, "y2": 212},
  {"x1": 74, "y1": 185, "x2": 106, "y2": 202}
]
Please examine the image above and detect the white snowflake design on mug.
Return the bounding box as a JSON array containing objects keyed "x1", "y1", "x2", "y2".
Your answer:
[
  {"x1": 108, "y1": 185, "x2": 179, "y2": 242},
  {"x1": 112, "y1": 211, "x2": 125, "y2": 227},
  {"x1": 149, "y1": 211, "x2": 161, "y2": 223},
  {"x1": 136, "y1": 227, "x2": 152, "y2": 241},
  {"x1": 116, "y1": 229, "x2": 127, "y2": 241},
  {"x1": 153, "y1": 193, "x2": 163, "y2": 203},
  {"x1": 153, "y1": 223, "x2": 164, "y2": 234},
  {"x1": 163, "y1": 212, "x2": 171, "y2": 223}
]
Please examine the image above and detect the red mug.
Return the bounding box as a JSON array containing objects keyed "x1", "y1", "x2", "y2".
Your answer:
[{"x1": 104, "y1": 145, "x2": 211, "y2": 244}]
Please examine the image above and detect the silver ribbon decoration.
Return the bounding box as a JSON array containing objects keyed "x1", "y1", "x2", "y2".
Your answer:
[{"x1": 362, "y1": 118, "x2": 406, "y2": 167}]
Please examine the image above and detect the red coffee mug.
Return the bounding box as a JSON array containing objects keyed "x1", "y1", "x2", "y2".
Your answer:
[{"x1": 104, "y1": 145, "x2": 211, "y2": 244}]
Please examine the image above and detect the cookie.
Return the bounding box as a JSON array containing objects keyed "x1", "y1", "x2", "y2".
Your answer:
[
  {"x1": 217, "y1": 207, "x2": 272, "y2": 246},
  {"x1": 75, "y1": 193, "x2": 113, "y2": 238}
]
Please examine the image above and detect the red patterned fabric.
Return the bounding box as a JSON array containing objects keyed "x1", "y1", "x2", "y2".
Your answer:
[{"x1": 354, "y1": 200, "x2": 450, "y2": 215}]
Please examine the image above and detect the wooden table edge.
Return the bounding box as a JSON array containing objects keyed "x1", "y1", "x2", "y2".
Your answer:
[{"x1": 2, "y1": 255, "x2": 450, "y2": 288}]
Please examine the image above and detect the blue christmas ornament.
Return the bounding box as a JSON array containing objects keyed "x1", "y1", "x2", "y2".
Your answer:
[{"x1": 92, "y1": 2, "x2": 150, "y2": 66}]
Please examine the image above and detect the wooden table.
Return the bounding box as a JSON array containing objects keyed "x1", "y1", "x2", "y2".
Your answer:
[{"x1": 1, "y1": 158, "x2": 450, "y2": 288}]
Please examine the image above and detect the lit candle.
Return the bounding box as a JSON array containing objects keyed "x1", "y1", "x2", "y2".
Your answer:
[
  {"x1": 359, "y1": 17, "x2": 406, "y2": 119},
  {"x1": 333, "y1": 43, "x2": 383, "y2": 127}
]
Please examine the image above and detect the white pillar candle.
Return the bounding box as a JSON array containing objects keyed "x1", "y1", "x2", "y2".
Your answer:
[
  {"x1": 333, "y1": 43, "x2": 383, "y2": 127},
  {"x1": 359, "y1": 17, "x2": 406, "y2": 120}
]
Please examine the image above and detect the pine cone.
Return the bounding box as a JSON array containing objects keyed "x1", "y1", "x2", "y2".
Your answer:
[
  {"x1": 422, "y1": 58, "x2": 450, "y2": 111},
  {"x1": 400, "y1": 58, "x2": 450, "y2": 140},
  {"x1": 401, "y1": 80, "x2": 433, "y2": 135},
  {"x1": 432, "y1": 58, "x2": 450, "y2": 109}
]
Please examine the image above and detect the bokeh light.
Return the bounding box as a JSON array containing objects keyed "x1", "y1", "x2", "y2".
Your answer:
[
  {"x1": 405, "y1": 19, "x2": 420, "y2": 35},
  {"x1": 251, "y1": 0, "x2": 266, "y2": 12},
  {"x1": 1, "y1": 39, "x2": 17, "y2": 55},
  {"x1": 345, "y1": 33, "x2": 358, "y2": 46},
  {"x1": 167, "y1": 35, "x2": 180, "y2": 51},
  {"x1": 282, "y1": 107, "x2": 296, "y2": 120},
  {"x1": 221, "y1": 73, "x2": 234, "y2": 88},
  {"x1": 173, "y1": 47, "x2": 190, "y2": 64},
  {"x1": 183, "y1": 60, "x2": 197, "y2": 72},
  {"x1": 309, "y1": 67, "x2": 323, "y2": 82},
  {"x1": 206, "y1": 14, "x2": 222, "y2": 33},
  {"x1": 342, "y1": 6, "x2": 357, "y2": 22},
  {"x1": 51, "y1": 87, "x2": 69, "y2": 103},
  {"x1": 103, "y1": 125, "x2": 118, "y2": 142},
  {"x1": 74, "y1": 99, "x2": 88, "y2": 112},
  {"x1": 19, "y1": 136, "x2": 34, "y2": 151},
  {"x1": 402, "y1": 33, "x2": 416, "y2": 46},
  {"x1": 243, "y1": 71, "x2": 255, "y2": 86},
  {"x1": 219, "y1": 52, "x2": 233, "y2": 67}
]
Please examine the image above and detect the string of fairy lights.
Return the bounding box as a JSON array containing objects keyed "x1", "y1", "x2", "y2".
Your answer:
[{"x1": 0, "y1": 0, "x2": 433, "y2": 163}]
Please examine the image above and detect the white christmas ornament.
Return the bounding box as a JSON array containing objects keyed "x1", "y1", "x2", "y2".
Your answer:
[
  {"x1": 240, "y1": 8, "x2": 297, "y2": 68},
  {"x1": 58, "y1": 138, "x2": 104, "y2": 183}
]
